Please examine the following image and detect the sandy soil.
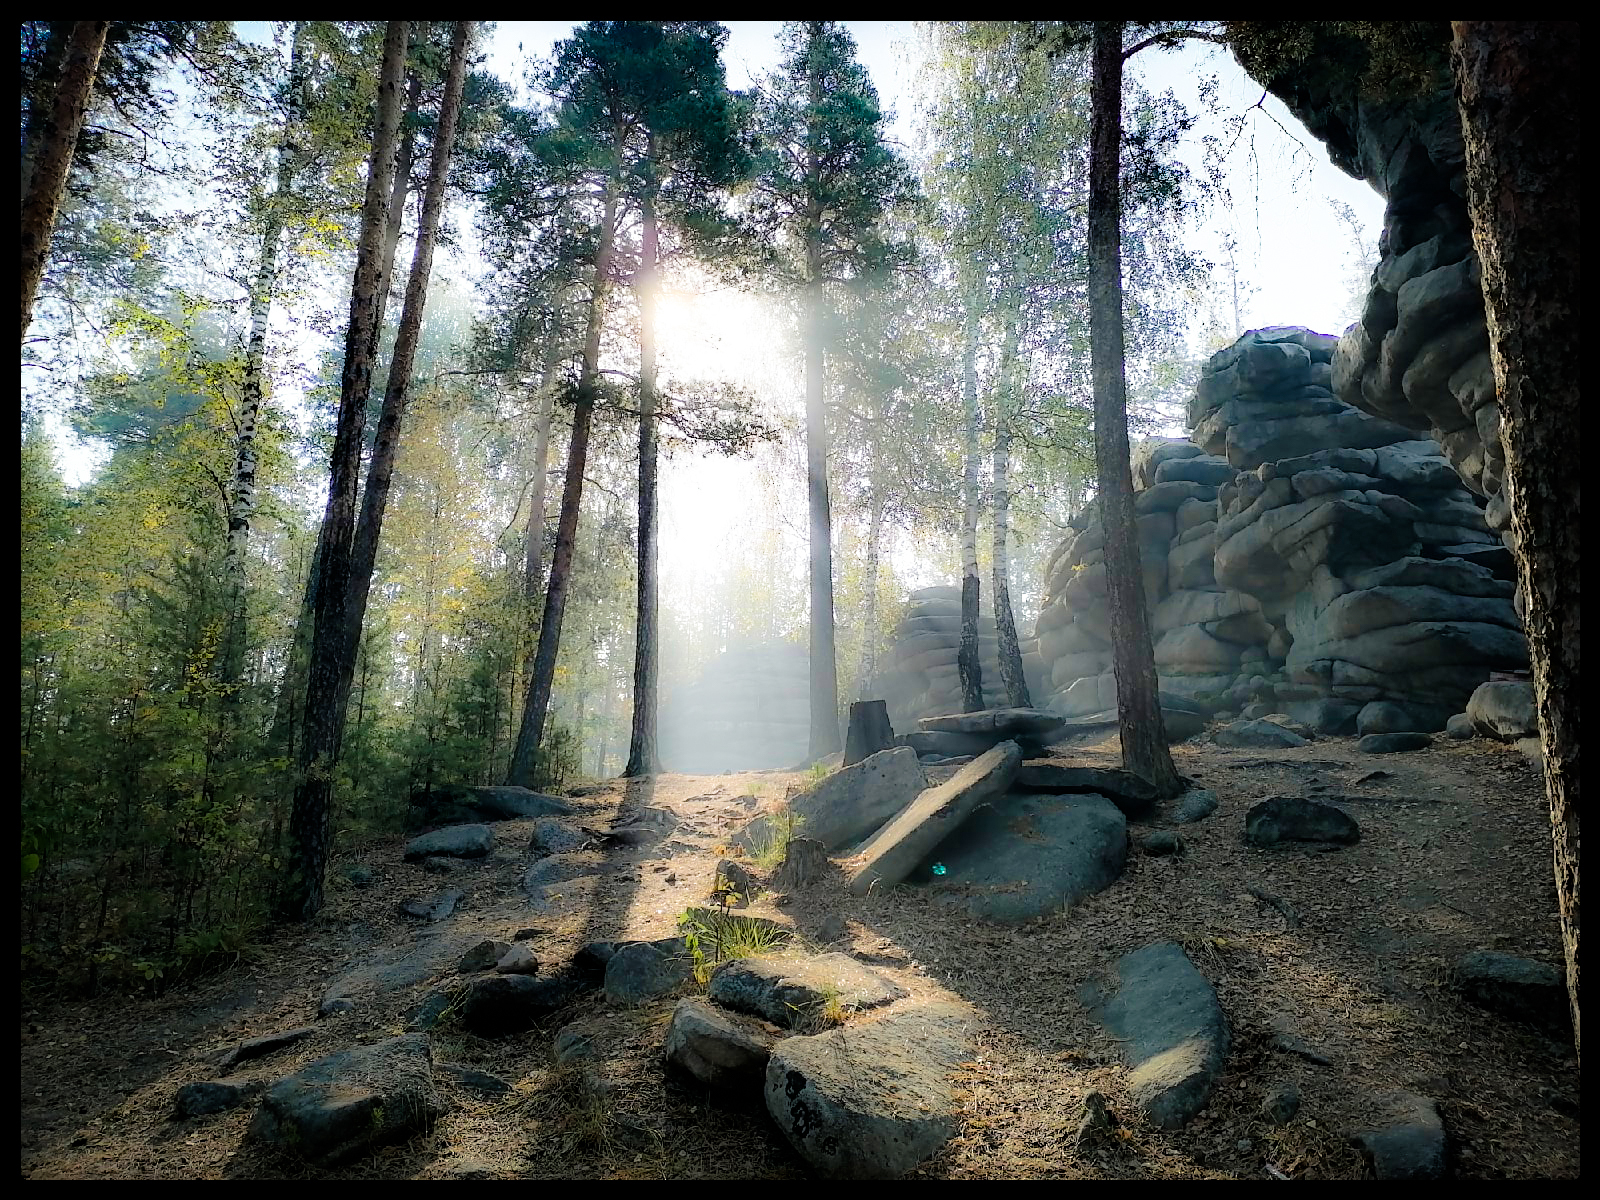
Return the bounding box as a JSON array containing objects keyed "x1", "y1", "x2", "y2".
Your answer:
[{"x1": 18, "y1": 727, "x2": 1579, "y2": 1180}]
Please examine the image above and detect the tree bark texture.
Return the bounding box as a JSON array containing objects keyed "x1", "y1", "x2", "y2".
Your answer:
[
  {"x1": 843, "y1": 700, "x2": 894, "y2": 767},
  {"x1": 522, "y1": 322, "x2": 562, "y2": 606},
  {"x1": 856, "y1": 467, "x2": 885, "y2": 700},
  {"x1": 509, "y1": 186, "x2": 619, "y2": 786},
  {"x1": 1453, "y1": 19, "x2": 1581, "y2": 1063},
  {"x1": 1088, "y1": 22, "x2": 1182, "y2": 798},
  {"x1": 624, "y1": 189, "x2": 661, "y2": 777},
  {"x1": 959, "y1": 286, "x2": 985, "y2": 712},
  {"x1": 376, "y1": 67, "x2": 424, "y2": 332},
  {"x1": 991, "y1": 306, "x2": 1032, "y2": 709},
  {"x1": 278, "y1": 20, "x2": 409, "y2": 923},
  {"x1": 20, "y1": 19, "x2": 108, "y2": 342},
  {"x1": 344, "y1": 21, "x2": 471, "y2": 684}
]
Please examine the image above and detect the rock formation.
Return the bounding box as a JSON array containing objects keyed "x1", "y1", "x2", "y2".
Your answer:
[
  {"x1": 1032, "y1": 328, "x2": 1526, "y2": 733},
  {"x1": 657, "y1": 641, "x2": 809, "y2": 773},
  {"x1": 865, "y1": 585, "x2": 1016, "y2": 731}
]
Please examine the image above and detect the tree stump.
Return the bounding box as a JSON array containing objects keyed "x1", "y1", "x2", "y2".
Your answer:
[
  {"x1": 843, "y1": 700, "x2": 895, "y2": 767},
  {"x1": 773, "y1": 838, "x2": 828, "y2": 890}
]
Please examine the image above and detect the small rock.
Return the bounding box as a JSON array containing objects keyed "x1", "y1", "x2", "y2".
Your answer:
[
  {"x1": 713, "y1": 858, "x2": 756, "y2": 905},
  {"x1": 434, "y1": 1061, "x2": 513, "y2": 1096},
  {"x1": 1261, "y1": 1080, "x2": 1300, "y2": 1125},
  {"x1": 1171, "y1": 788, "x2": 1219, "y2": 825},
  {"x1": 512, "y1": 926, "x2": 543, "y2": 941},
  {"x1": 1140, "y1": 830, "x2": 1186, "y2": 856},
  {"x1": 342, "y1": 864, "x2": 375, "y2": 887},
  {"x1": 1358, "y1": 733, "x2": 1431, "y2": 754},
  {"x1": 406, "y1": 982, "x2": 466, "y2": 1032},
  {"x1": 1516, "y1": 737, "x2": 1544, "y2": 770},
  {"x1": 603, "y1": 938, "x2": 695, "y2": 1005},
  {"x1": 1456, "y1": 951, "x2": 1571, "y2": 1035},
  {"x1": 571, "y1": 941, "x2": 620, "y2": 982},
  {"x1": 815, "y1": 914, "x2": 848, "y2": 944},
  {"x1": 1244, "y1": 796, "x2": 1360, "y2": 848},
  {"x1": 1074, "y1": 1090, "x2": 1116, "y2": 1147},
  {"x1": 529, "y1": 817, "x2": 591, "y2": 858},
  {"x1": 1241, "y1": 702, "x2": 1274, "y2": 720},
  {"x1": 420, "y1": 855, "x2": 458, "y2": 875},
  {"x1": 1351, "y1": 1091, "x2": 1446, "y2": 1180},
  {"x1": 217, "y1": 1025, "x2": 316, "y2": 1072},
  {"x1": 1466, "y1": 680, "x2": 1537, "y2": 741},
  {"x1": 709, "y1": 953, "x2": 905, "y2": 1028},
  {"x1": 1444, "y1": 713, "x2": 1475, "y2": 740},
  {"x1": 494, "y1": 944, "x2": 539, "y2": 975},
  {"x1": 318, "y1": 996, "x2": 355, "y2": 1019},
  {"x1": 174, "y1": 1078, "x2": 257, "y2": 1118},
  {"x1": 664, "y1": 996, "x2": 775, "y2": 1091},
  {"x1": 553, "y1": 1023, "x2": 598, "y2": 1064},
  {"x1": 399, "y1": 888, "x2": 463, "y2": 921},
  {"x1": 460, "y1": 973, "x2": 578, "y2": 1036},
  {"x1": 1356, "y1": 701, "x2": 1422, "y2": 735},
  {"x1": 459, "y1": 939, "x2": 513, "y2": 974},
  {"x1": 246, "y1": 1033, "x2": 441, "y2": 1166}
]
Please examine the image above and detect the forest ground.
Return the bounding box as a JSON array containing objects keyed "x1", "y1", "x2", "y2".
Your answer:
[{"x1": 19, "y1": 726, "x2": 1580, "y2": 1180}]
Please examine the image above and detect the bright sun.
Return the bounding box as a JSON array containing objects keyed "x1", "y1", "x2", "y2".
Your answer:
[{"x1": 652, "y1": 281, "x2": 776, "y2": 386}]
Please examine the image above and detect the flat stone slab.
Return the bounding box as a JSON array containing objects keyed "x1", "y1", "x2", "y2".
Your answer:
[
  {"x1": 915, "y1": 792, "x2": 1127, "y2": 923},
  {"x1": 765, "y1": 999, "x2": 980, "y2": 1179},
  {"x1": 1350, "y1": 1091, "x2": 1446, "y2": 1179},
  {"x1": 412, "y1": 784, "x2": 573, "y2": 824},
  {"x1": 847, "y1": 741, "x2": 1022, "y2": 896},
  {"x1": 1358, "y1": 732, "x2": 1432, "y2": 753},
  {"x1": 403, "y1": 824, "x2": 492, "y2": 861},
  {"x1": 1244, "y1": 796, "x2": 1360, "y2": 847},
  {"x1": 709, "y1": 953, "x2": 905, "y2": 1027},
  {"x1": 746, "y1": 746, "x2": 925, "y2": 853},
  {"x1": 217, "y1": 1025, "x2": 316, "y2": 1071},
  {"x1": 1014, "y1": 761, "x2": 1158, "y2": 819},
  {"x1": 900, "y1": 730, "x2": 999, "y2": 759},
  {"x1": 247, "y1": 1033, "x2": 441, "y2": 1166},
  {"x1": 1099, "y1": 941, "x2": 1229, "y2": 1129},
  {"x1": 1456, "y1": 951, "x2": 1571, "y2": 1034},
  {"x1": 663, "y1": 996, "x2": 776, "y2": 1091},
  {"x1": 529, "y1": 817, "x2": 592, "y2": 857},
  {"x1": 1215, "y1": 719, "x2": 1309, "y2": 749},
  {"x1": 918, "y1": 707, "x2": 1067, "y2": 737},
  {"x1": 175, "y1": 1077, "x2": 260, "y2": 1118},
  {"x1": 399, "y1": 888, "x2": 463, "y2": 921}
]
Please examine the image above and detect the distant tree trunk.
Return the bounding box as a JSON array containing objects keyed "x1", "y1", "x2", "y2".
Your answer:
[
  {"x1": 856, "y1": 465, "x2": 885, "y2": 700},
  {"x1": 1088, "y1": 21, "x2": 1182, "y2": 798},
  {"x1": 277, "y1": 21, "x2": 409, "y2": 923},
  {"x1": 804, "y1": 264, "x2": 842, "y2": 758},
  {"x1": 624, "y1": 185, "x2": 661, "y2": 778},
  {"x1": 345, "y1": 21, "x2": 471, "y2": 677},
  {"x1": 1453, "y1": 19, "x2": 1581, "y2": 1065},
  {"x1": 20, "y1": 19, "x2": 108, "y2": 342},
  {"x1": 958, "y1": 285, "x2": 985, "y2": 712},
  {"x1": 991, "y1": 307, "x2": 1032, "y2": 709},
  {"x1": 222, "y1": 23, "x2": 310, "y2": 691},
  {"x1": 509, "y1": 184, "x2": 619, "y2": 786},
  {"x1": 375, "y1": 67, "x2": 425, "y2": 331}
]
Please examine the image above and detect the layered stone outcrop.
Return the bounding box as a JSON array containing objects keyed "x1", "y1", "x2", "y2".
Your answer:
[
  {"x1": 1229, "y1": 27, "x2": 1515, "y2": 587},
  {"x1": 867, "y1": 586, "x2": 1013, "y2": 732},
  {"x1": 657, "y1": 641, "x2": 808, "y2": 773},
  {"x1": 1032, "y1": 327, "x2": 1526, "y2": 733}
]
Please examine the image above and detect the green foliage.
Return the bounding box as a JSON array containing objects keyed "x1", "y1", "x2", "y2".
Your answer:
[{"x1": 677, "y1": 907, "x2": 791, "y2": 986}]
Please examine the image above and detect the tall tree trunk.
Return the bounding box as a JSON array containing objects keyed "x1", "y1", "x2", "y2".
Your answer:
[
  {"x1": 222, "y1": 23, "x2": 310, "y2": 692},
  {"x1": 958, "y1": 283, "x2": 985, "y2": 713},
  {"x1": 856, "y1": 464, "x2": 885, "y2": 701},
  {"x1": 991, "y1": 305, "x2": 1032, "y2": 709},
  {"x1": 803, "y1": 32, "x2": 841, "y2": 760},
  {"x1": 1088, "y1": 21, "x2": 1182, "y2": 797},
  {"x1": 1453, "y1": 19, "x2": 1581, "y2": 1064},
  {"x1": 344, "y1": 22, "x2": 471, "y2": 682},
  {"x1": 20, "y1": 22, "x2": 74, "y2": 203},
  {"x1": 277, "y1": 20, "x2": 409, "y2": 923},
  {"x1": 508, "y1": 185, "x2": 620, "y2": 786},
  {"x1": 523, "y1": 320, "x2": 562, "y2": 605},
  {"x1": 20, "y1": 20, "x2": 108, "y2": 342},
  {"x1": 376, "y1": 68, "x2": 424, "y2": 331},
  {"x1": 624, "y1": 186, "x2": 661, "y2": 777}
]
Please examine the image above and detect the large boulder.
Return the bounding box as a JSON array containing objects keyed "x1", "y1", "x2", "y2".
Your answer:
[
  {"x1": 915, "y1": 792, "x2": 1127, "y2": 922},
  {"x1": 246, "y1": 1033, "x2": 442, "y2": 1166},
  {"x1": 403, "y1": 824, "x2": 492, "y2": 861},
  {"x1": 765, "y1": 1000, "x2": 980, "y2": 1179},
  {"x1": 663, "y1": 996, "x2": 776, "y2": 1091},
  {"x1": 1466, "y1": 680, "x2": 1537, "y2": 741},
  {"x1": 764, "y1": 746, "x2": 926, "y2": 853},
  {"x1": 1455, "y1": 951, "x2": 1571, "y2": 1035},
  {"x1": 1098, "y1": 942, "x2": 1229, "y2": 1129},
  {"x1": 847, "y1": 741, "x2": 1022, "y2": 896}
]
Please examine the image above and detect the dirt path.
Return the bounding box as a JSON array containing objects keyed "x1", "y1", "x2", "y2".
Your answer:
[{"x1": 19, "y1": 735, "x2": 1579, "y2": 1179}]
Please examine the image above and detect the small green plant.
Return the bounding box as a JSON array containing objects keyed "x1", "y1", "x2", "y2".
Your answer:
[
  {"x1": 748, "y1": 808, "x2": 806, "y2": 872},
  {"x1": 804, "y1": 760, "x2": 829, "y2": 786},
  {"x1": 677, "y1": 908, "x2": 791, "y2": 986}
]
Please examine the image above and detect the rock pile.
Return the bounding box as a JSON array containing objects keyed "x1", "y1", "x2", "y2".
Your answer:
[
  {"x1": 1031, "y1": 328, "x2": 1527, "y2": 734},
  {"x1": 657, "y1": 641, "x2": 809, "y2": 773}
]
